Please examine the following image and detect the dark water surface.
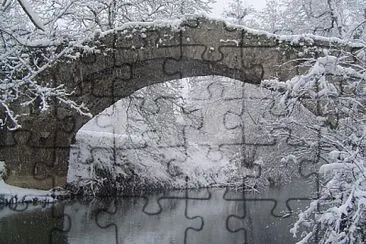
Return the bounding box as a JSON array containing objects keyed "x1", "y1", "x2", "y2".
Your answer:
[{"x1": 0, "y1": 179, "x2": 316, "y2": 244}]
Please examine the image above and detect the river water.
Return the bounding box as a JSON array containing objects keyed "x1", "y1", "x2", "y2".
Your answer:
[{"x1": 0, "y1": 178, "x2": 316, "y2": 244}]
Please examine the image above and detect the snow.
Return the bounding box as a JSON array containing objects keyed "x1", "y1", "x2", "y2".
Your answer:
[
  {"x1": 12, "y1": 38, "x2": 64, "y2": 48},
  {"x1": 0, "y1": 180, "x2": 57, "y2": 203},
  {"x1": 285, "y1": 52, "x2": 366, "y2": 243},
  {"x1": 17, "y1": 0, "x2": 45, "y2": 31},
  {"x1": 99, "y1": 17, "x2": 186, "y2": 38},
  {"x1": 220, "y1": 39, "x2": 240, "y2": 46},
  {"x1": 0, "y1": 161, "x2": 62, "y2": 203},
  {"x1": 319, "y1": 163, "x2": 358, "y2": 175},
  {"x1": 80, "y1": 14, "x2": 364, "y2": 57},
  {"x1": 195, "y1": 14, "x2": 364, "y2": 48},
  {"x1": 67, "y1": 76, "x2": 320, "y2": 195}
]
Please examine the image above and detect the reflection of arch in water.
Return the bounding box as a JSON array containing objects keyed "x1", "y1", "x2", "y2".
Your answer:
[{"x1": 0, "y1": 16, "x2": 355, "y2": 188}]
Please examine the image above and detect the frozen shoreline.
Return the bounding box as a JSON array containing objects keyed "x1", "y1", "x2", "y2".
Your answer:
[
  {"x1": 0, "y1": 161, "x2": 65, "y2": 203},
  {"x1": 0, "y1": 180, "x2": 59, "y2": 203}
]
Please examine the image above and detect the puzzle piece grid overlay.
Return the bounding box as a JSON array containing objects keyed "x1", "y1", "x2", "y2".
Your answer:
[{"x1": 0, "y1": 17, "x2": 331, "y2": 244}]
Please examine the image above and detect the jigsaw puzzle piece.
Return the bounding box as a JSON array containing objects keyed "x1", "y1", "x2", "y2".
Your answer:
[
  {"x1": 137, "y1": 95, "x2": 187, "y2": 148},
  {"x1": 162, "y1": 18, "x2": 244, "y2": 80},
  {"x1": 188, "y1": 78, "x2": 244, "y2": 101},
  {"x1": 92, "y1": 186, "x2": 208, "y2": 244},
  {"x1": 225, "y1": 196, "x2": 302, "y2": 243},
  {"x1": 165, "y1": 144, "x2": 230, "y2": 186},
  {"x1": 185, "y1": 82, "x2": 244, "y2": 146},
  {"x1": 87, "y1": 63, "x2": 133, "y2": 98},
  {"x1": 0, "y1": 127, "x2": 68, "y2": 189},
  {"x1": 113, "y1": 26, "x2": 173, "y2": 66},
  {"x1": 184, "y1": 188, "x2": 246, "y2": 244},
  {"x1": 240, "y1": 98, "x2": 276, "y2": 146},
  {"x1": 0, "y1": 203, "x2": 68, "y2": 244},
  {"x1": 222, "y1": 156, "x2": 320, "y2": 233},
  {"x1": 224, "y1": 188, "x2": 276, "y2": 243},
  {"x1": 49, "y1": 212, "x2": 72, "y2": 244},
  {"x1": 33, "y1": 151, "x2": 69, "y2": 190},
  {"x1": 182, "y1": 17, "x2": 243, "y2": 62},
  {"x1": 223, "y1": 175, "x2": 317, "y2": 243}
]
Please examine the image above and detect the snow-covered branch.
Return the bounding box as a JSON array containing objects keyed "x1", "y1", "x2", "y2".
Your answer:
[
  {"x1": 0, "y1": 0, "x2": 214, "y2": 129},
  {"x1": 16, "y1": 0, "x2": 45, "y2": 31},
  {"x1": 263, "y1": 48, "x2": 366, "y2": 243}
]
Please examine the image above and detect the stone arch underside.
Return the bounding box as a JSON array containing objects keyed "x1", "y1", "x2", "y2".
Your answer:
[{"x1": 0, "y1": 16, "x2": 356, "y2": 189}]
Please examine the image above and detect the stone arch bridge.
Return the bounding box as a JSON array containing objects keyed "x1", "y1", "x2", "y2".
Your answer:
[{"x1": 0, "y1": 16, "x2": 358, "y2": 189}]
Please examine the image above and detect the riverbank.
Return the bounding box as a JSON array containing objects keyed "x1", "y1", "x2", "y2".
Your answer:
[{"x1": 0, "y1": 161, "x2": 66, "y2": 203}]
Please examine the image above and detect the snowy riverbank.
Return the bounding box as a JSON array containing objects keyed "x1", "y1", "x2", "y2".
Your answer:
[{"x1": 0, "y1": 161, "x2": 66, "y2": 203}]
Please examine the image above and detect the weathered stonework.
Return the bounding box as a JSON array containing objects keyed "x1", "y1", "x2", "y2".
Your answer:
[{"x1": 0, "y1": 16, "x2": 359, "y2": 189}]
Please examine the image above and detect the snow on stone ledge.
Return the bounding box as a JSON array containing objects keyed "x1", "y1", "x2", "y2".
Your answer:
[
  {"x1": 0, "y1": 161, "x2": 63, "y2": 203},
  {"x1": 0, "y1": 180, "x2": 58, "y2": 203},
  {"x1": 74, "y1": 14, "x2": 363, "y2": 58}
]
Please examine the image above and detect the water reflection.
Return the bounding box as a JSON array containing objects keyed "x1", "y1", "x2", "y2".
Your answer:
[
  {"x1": 0, "y1": 204, "x2": 66, "y2": 244},
  {"x1": 0, "y1": 179, "x2": 315, "y2": 244}
]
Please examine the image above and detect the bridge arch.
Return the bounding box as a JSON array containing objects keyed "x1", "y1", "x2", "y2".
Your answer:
[{"x1": 0, "y1": 16, "x2": 355, "y2": 188}]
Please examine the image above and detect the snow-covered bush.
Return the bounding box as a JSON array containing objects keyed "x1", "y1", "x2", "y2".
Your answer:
[
  {"x1": 264, "y1": 48, "x2": 366, "y2": 243},
  {"x1": 290, "y1": 148, "x2": 366, "y2": 243},
  {"x1": 250, "y1": 2, "x2": 366, "y2": 240}
]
